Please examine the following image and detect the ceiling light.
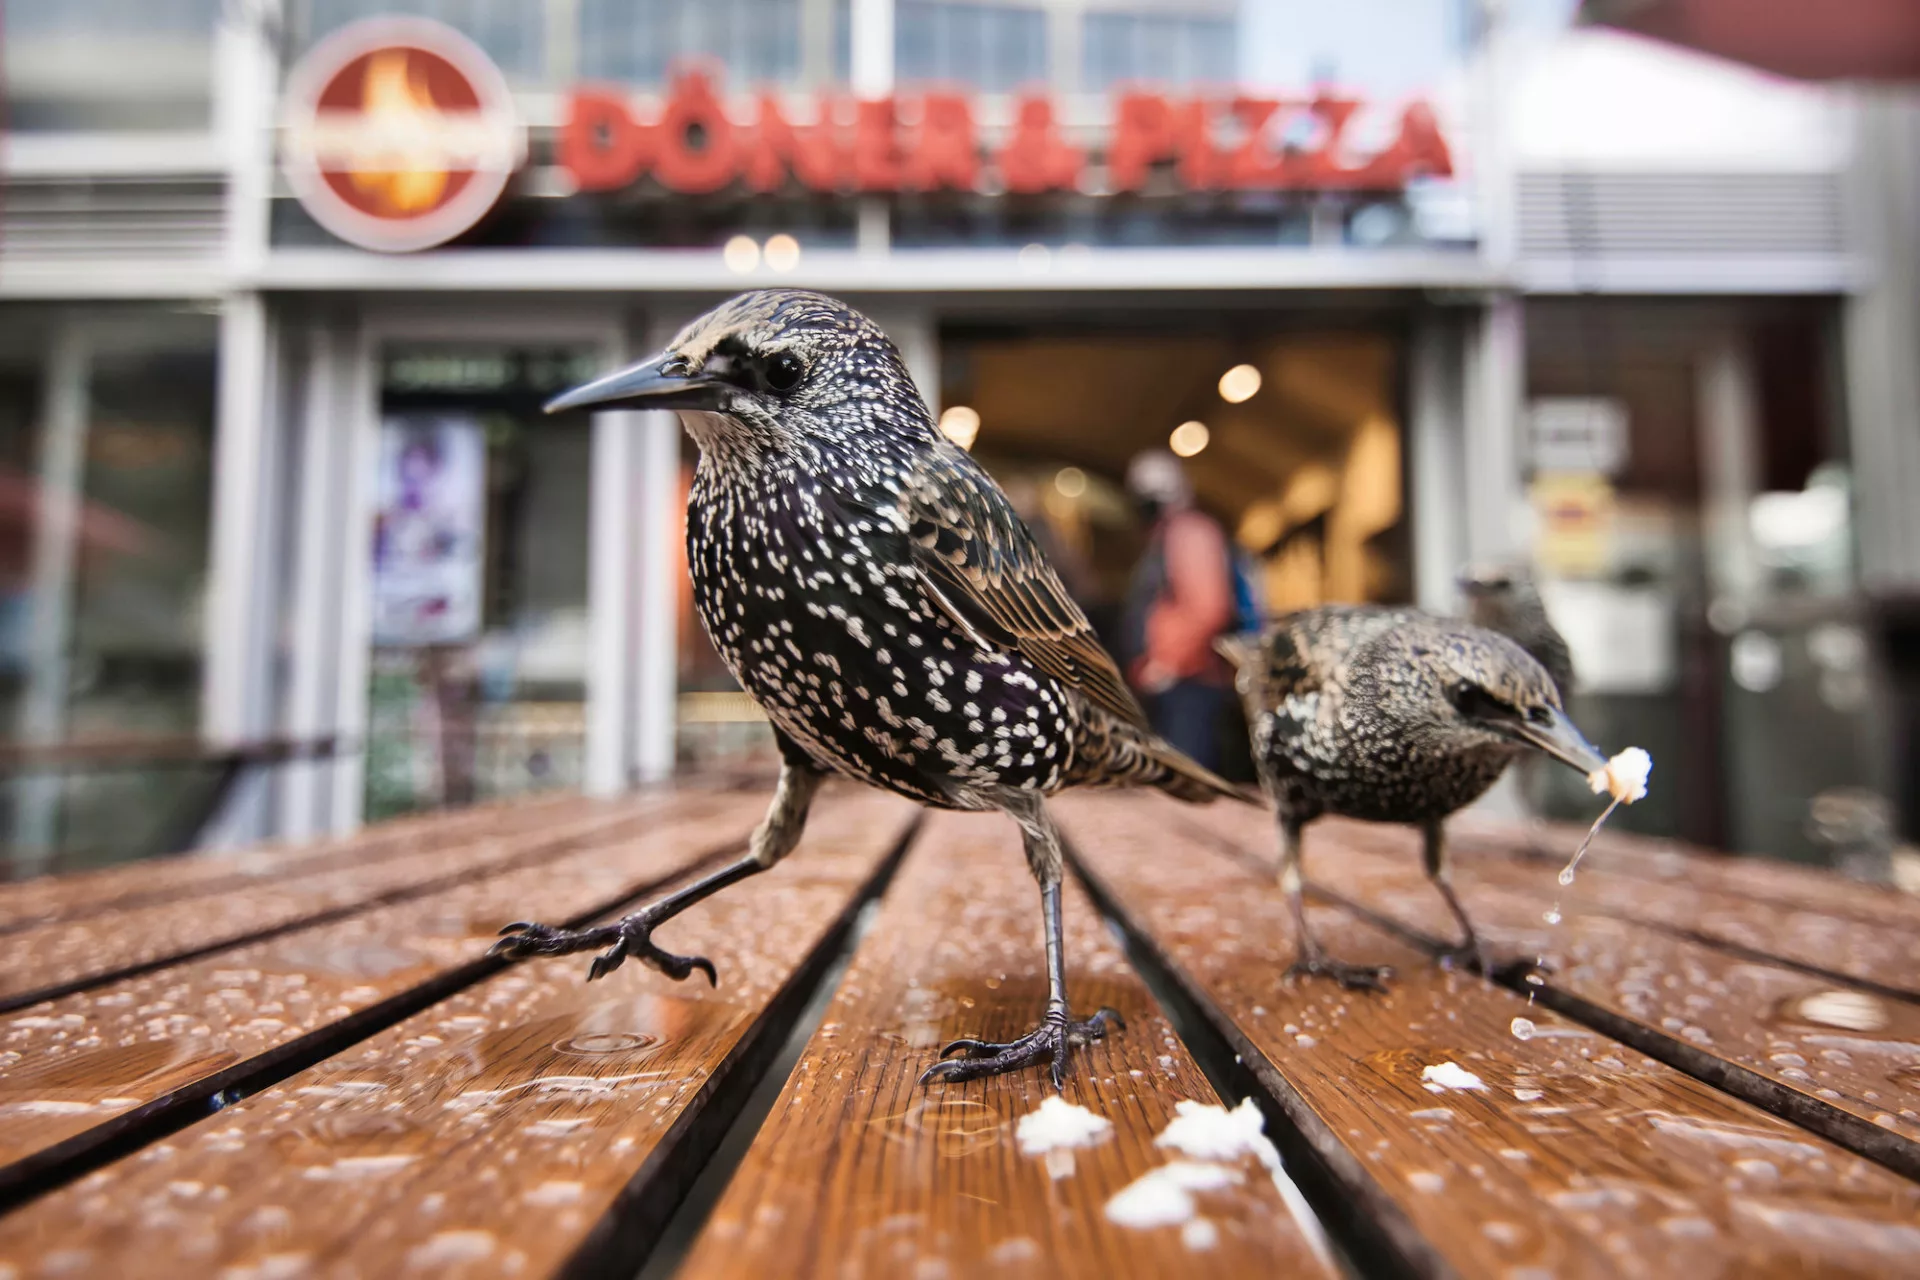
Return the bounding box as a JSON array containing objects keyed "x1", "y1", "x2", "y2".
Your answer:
[
  {"x1": 1169, "y1": 420, "x2": 1210, "y2": 457},
  {"x1": 763, "y1": 233, "x2": 801, "y2": 272},
  {"x1": 1054, "y1": 466, "x2": 1087, "y2": 498},
  {"x1": 722, "y1": 235, "x2": 759, "y2": 273},
  {"x1": 1218, "y1": 364, "x2": 1261, "y2": 404},
  {"x1": 938, "y1": 405, "x2": 980, "y2": 449}
]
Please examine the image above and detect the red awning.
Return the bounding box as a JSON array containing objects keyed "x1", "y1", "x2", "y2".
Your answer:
[{"x1": 1584, "y1": 0, "x2": 1920, "y2": 81}]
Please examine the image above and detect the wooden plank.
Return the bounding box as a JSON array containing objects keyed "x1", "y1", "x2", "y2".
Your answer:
[
  {"x1": 677, "y1": 810, "x2": 1335, "y2": 1280},
  {"x1": 1190, "y1": 806, "x2": 1920, "y2": 1000},
  {"x1": 1450, "y1": 813, "x2": 1920, "y2": 935},
  {"x1": 0, "y1": 797, "x2": 757, "y2": 1190},
  {"x1": 0, "y1": 792, "x2": 918, "y2": 1279},
  {"x1": 0, "y1": 791, "x2": 586, "y2": 936},
  {"x1": 1057, "y1": 792, "x2": 1920, "y2": 1280},
  {"x1": 1175, "y1": 801, "x2": 1920, "y2": 1175},
  {"x1": 0, "y1": 797, "x2": 703, "y2": 1012}
]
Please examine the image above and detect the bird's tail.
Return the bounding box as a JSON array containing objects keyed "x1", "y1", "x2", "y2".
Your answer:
[{"x1": 1070, "y1": 708, "x2": 1262, "y2": 806}]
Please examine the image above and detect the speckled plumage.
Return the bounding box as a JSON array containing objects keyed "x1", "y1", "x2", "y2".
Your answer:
[
  {"x1": 1222, "y1": 604, "x2": 1603, "y2": 987},
  {"x1": 677, "y1": 290, "x2": 1236, "y2": 810},
  {"x1": 492, "y1": 290, "x2": 1241, "y2": 1089}
]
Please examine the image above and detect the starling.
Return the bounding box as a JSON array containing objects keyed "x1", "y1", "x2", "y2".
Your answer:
[
  {"x1": 1218, "y1": 605, "x2": 1608, "y2": 988},
  {"x1": 487, "y1": 290, "x2": 1247, "y2": 1088}
]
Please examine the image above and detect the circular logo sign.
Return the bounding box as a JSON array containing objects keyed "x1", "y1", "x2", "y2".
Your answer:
[{"x1": 281, "y1": 17, "x2": 524, "y2": 253}]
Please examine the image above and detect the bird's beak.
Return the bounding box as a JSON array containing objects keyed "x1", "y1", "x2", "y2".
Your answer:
[
  {"x1": 543, "y1": 351, "x2": 724, "y2": 415},
  {"x1": 1510, "y1": 707, "x2": 1609, "y2": 776}
]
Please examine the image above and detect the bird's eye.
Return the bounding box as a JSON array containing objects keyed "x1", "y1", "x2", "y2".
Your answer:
[
  {"x1": 763, "y1": 351, "x2": 805, "y2": 393},
  {"x1": 1449, "y1": 681, "x2": 1520, "y2": 723},
  {"x1": 1527, "y1": 705, "x2": 1554, "y2": 726}
]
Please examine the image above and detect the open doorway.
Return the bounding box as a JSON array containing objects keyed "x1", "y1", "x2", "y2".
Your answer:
[
  {"x1": 939, "y1": 321, "x2": 1409, "y2": 778},
  {"x1": 942, "y1": 326, "x2": 1409, "y2": 626}
]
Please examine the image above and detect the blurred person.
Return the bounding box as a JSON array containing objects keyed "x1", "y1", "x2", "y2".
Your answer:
[{"x1": 1119, "y1": 450, "x2": 1238, "y2": 770}]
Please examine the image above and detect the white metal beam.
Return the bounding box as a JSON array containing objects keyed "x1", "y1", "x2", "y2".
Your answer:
[{"x1": 1462, "y1": 293, "x2": 1526, "y2": 567}]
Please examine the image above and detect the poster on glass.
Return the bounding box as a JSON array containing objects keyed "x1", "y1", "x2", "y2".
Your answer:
[{"x1": 372, "y1": 415, "x2": 485, "y2": 646}]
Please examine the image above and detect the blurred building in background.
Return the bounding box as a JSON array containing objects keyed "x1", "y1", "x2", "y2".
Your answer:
[{"x1": 1, "y1": 0, "x2": 1916, "y2": 872}]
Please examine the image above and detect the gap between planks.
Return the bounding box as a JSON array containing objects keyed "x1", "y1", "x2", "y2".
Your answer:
[
  {"x1": 1172, "y1": 800, "x2": 1920, "y2": 1180},
  {"x1": 1058, "y1": 793, "x2": 1920, "y2": 1280},
  {"x1": 0, "y1": 795, "x2": 720, "y2": 1015},
  {"x1": 0, "y1": 808, "x2": 753, "y2": 1211},
  {"x1": 0, "y1": 797, "x2": 920, "y2": 1280}
]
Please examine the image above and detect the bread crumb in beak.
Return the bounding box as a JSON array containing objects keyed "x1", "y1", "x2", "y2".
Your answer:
[{"x1": 1587, "y1": 746, "x2": 1651, "y2": 804}]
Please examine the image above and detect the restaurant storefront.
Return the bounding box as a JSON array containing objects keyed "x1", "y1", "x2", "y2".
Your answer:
[{"x1": 0, "y1": 0, "x2": 1900, "y2": 869}]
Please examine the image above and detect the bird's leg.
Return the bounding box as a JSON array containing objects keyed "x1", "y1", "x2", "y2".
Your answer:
[
  {"x1": 1280, "y1": 815, "x2": 1393, "y2": 992},
  {"x1": 920, "y1": 797, "x2": 1122, "y2": 1089},
  {"x1": 489, "y1": 759, "x2": 824, "y2": 984},
  {"x1": 1423, "y1": 819, "x2": 1490, "y2": 974}
]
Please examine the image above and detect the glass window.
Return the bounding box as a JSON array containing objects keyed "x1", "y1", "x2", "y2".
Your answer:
[
  {"x1": 3, "y1": 0, "x2": 218, "y2": 130},
  {"x1": 297, "y1": 0, "x2": 547, "y2": 82},
  {"x1": 364, "y1": 346, "x2": 601, "y2": 820},
  {"x1": 895, "y1": 2, "x2": 1048, "y2": 93},
  {"x1": 1082, "y1": 10, "x2": 1234, "y2": 91},
  {"x1": 579, "y1": 0, "x2": 803, "y2": 88},
  {"x1": 1522, "y1": 298, "x2": 1864, "y2": 862},
  {"x1": 0, "y1": 305, "x2": 218, "y2": 874}
]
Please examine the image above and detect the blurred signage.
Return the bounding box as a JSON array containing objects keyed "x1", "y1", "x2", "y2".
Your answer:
[
  {"x1": 373, "y1": 416, "x2": 486, "y2": 645},
  {"x1": 280, "y1": 18, "x2": 525, "y2": 253},
  {"x1": 1528, "y1": 397, "x2": 1629, "y2": 476},
  {"x1": 561, "y1": 69, "x2": 1453, "y2": 197},
  {"x1": 1531, "y1": 472, "x2": 1615, "y2": 577}
]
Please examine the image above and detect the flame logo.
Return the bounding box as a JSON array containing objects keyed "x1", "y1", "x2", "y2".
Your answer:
[{"x1": 350, "y1": 50, "x2": 450, "y2": 215}]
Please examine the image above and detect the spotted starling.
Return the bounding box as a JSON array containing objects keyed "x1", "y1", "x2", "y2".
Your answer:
[
  {"x1": 1218, "y1": 605, "x2": 1608, "y2": 989},
  {"x1": 487, "y1": 290, "x2": 1247, "y2": 1088}
]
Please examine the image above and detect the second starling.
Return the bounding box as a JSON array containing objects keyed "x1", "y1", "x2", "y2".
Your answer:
[
  {"x1": 485, "y1": 290, "x2": 1248, "y2": 1088},
  {"x1": 1219, "y1": 605, "x2": 1609, "y2": 988}
]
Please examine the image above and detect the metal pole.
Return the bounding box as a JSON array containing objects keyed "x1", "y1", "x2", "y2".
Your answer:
[
  {"x1": 586, "y1": 400, "x2": 638, "y2": 796},
  {"x1": 279, "y1": 322, "x2": 345, "y2": 841},
  {"x1": 11, "y1": 325, "x2": 89, "y2": 875}
]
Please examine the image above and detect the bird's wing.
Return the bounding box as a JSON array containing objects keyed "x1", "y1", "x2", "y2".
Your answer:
[
  {"x1": 1258, "y1": 607, "x2": 1421, "y2": 762},
  {"x1": 896, "y1": 444, "x2": 1150, "y2": 730}
]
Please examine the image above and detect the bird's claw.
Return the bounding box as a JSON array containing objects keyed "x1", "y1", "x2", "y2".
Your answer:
[
  {"x1": 487, "y1": 914, "x2": 719, "y2": 987},
  {"x1": 1435, "y1": 940, "x2": 1492, "y2": 977},
  {"x1": 1287, "y1": 953, "x2": 1394, "y2": 992},
  {"x1": 919, "y1": 1006, "x2": 1124, "y2": 1090}
]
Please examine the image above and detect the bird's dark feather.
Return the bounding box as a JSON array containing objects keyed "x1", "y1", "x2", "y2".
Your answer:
[{"x1": 896, "y1": 444, "x2": 1150, "y2": 732}]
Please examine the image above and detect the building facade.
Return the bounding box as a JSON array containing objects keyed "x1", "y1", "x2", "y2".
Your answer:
[{"x1": 2, "y1": 0, "x2": 1912, "y2": 870}]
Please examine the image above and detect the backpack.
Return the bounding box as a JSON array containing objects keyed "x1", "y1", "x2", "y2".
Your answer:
[{"x1": 1228, "y1": 546, "x2": 1265, "y2": 637}]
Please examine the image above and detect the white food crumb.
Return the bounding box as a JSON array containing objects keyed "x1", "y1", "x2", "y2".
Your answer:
[
  {"x1": 1513, "y1": 1088, "x2": 1545, "y2": 1102},
  {"x1": 1015, "y1": 1096, "x2": 1113, "y2": 1157},
  {"x1": 1588, "y1": 746, "x2": 1652, "y2": 804},
  {"x1": 1104, "y1": 1162, "x2": 1241, "y2": 1228},
  {"x1": 1420, "y1": 1062, "x2": 1486, "y2": 1092},
  {"x1": 1182, "y1": 1218, "x2": 1220, "y2": 1250},
  {"x1": 1155, "y1": 1099, "x2": 1279, "y2": 1167}
]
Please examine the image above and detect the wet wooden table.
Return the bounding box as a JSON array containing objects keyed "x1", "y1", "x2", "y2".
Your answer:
[{"x1": 0, "y1": 779, "x2": 1916, "y2": 1278}]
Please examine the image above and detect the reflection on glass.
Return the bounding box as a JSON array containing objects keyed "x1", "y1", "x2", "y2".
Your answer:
[
  {"x1": 365, "y1": 345, "x2": 596, "y2": 820},
  {"x1": 0, "y1": 306, "x2": 218, "y2": 873},
  {"x1": 4, "y1": 0, "x2": 217, "y2": 130}
]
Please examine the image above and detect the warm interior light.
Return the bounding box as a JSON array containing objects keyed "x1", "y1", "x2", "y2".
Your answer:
[
  {"x1": 938, "y1": 405, "x2": 981, "y2": 449},
  {"x1": 1169, "y1": 420, "x2": 1210, "y2": 457},
  {"x1": 1218, "y1": 364, "x2": 1262, "y2": 404},
  {"x1": 1054, "y1": 466, "x2": 1087, "y2": 498},
  {"x1": 722, "y1": 235, "x2": 760, "y2": 273},
  {"x1": 763, "y1": 233, "x2": 801, "y2": 272}
]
